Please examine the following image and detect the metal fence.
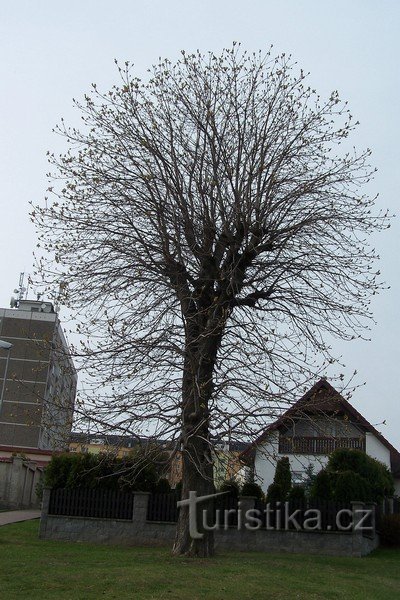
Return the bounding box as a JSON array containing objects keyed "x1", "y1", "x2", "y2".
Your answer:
[
  {"x1": 147, "y1": 492, "x2": 180, "y2": 522},
  {"x1": 253, "y1": 498, "x2": 354, "y2": 531},
  {"x1": 47, "y1": 488, "x2": 383, "y2": 534},
  {"x1": 146, "y1": 492, "x2": 239, "y2": 525},
  {"x1": 146, "y1": 494, "x2": 357, "y2": 530},
  {"x1": 48, "y1": 488, "x2": 134, "y2": 520}
]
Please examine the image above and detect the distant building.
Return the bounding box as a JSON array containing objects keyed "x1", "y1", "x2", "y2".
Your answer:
[
  {"x1": 69, "y1": 432, "x2": 247, "y2": 488},
  {"x1": 0, "y1": 299, "x2": 77, "y2": 454},
  {"x1": 157, "y1": 439, "x2": 248, "y2": 489},
  {"x1": 69, "y1": 432, "x2": 141, "y2": 458}
]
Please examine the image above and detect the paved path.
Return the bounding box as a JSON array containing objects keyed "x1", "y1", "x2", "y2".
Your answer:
[{"x1": 0, "y1": 510, "x2": 41, "y2": 526}]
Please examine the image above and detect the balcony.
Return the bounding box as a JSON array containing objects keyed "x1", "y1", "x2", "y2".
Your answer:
[{"x1": 278, "y1": 435, "x2": 365, "y2": 455}]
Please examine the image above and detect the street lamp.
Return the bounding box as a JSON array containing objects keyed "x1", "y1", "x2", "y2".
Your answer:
[{"x1": 0, "y1": 339, "x2": 13, "y2": 410}]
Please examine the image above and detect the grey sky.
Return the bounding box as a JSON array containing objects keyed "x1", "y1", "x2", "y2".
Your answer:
[{"x1": 0, "y1": 1, "x2": 399, "y2": 445}]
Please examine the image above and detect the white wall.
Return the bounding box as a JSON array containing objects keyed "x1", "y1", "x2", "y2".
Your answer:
[
  {"x1": 365, "y1": 432, "x2": 391, "y2": 468},
  {"x1": 286, "y1": 453, "x2": 329, "y2": 483},
  {"x1": 254, "y1": 432, "x2": 329, "y2": 493},
  {"x1": 253, "y1": 432, "x2": 279, "y2": 492}
]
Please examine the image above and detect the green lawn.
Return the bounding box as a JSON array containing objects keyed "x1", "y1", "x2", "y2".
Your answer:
[{"x1": 0, "y1": 521, "x2": 399, "y2": 600}]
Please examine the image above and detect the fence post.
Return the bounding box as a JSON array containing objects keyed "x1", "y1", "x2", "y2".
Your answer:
[
  {"x1": 365, "y1": 502, "x2": 377, "y2": 534},
  {"x1": 39, "y1": 487, "x2": 51, "y2": 540},
  {"x1": 387, "y1": 497, "x2": 394, "y2": 515},
  {"x1": 133, "y1": 492, "x2": 150, "y2": 523},
  {"x1": 351, "y1": 501, "x2": 365, "y2": 530},
  {"x1": 6, "y1": 456, "x2": 24, "y2": 509},
  {"x1": 350, "y1": 501, "x2": 366, "y2": 555},
  {"x1": 41, "y1": 487, "x2": 51, "y2": 515}
]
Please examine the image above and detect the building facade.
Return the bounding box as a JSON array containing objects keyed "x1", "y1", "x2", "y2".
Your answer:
[
  {"x1": 0, "y1": 299, "x2": 77, "y2": 453},
  {"x1": 242, "y1": 379, "x2": 400, "y2": 496}
]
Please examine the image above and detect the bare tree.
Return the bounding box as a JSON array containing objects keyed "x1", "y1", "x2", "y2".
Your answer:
[{"x1": 33, "y1": 46, "x2": 388, "y2": 556}]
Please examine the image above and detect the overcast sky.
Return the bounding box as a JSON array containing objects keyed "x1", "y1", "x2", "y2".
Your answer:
[{"x1": 0, "y1": 1, "x2": 399, "y2": 446}]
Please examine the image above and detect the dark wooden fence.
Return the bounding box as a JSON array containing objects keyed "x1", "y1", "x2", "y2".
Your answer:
[{"x1": 48, "y1": 488, "x2": 134, "y2": 520}]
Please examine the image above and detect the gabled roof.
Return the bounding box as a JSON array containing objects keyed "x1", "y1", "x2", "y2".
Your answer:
[{"x1": 242, "y1": 378, "x2": 400, "y2": 477}]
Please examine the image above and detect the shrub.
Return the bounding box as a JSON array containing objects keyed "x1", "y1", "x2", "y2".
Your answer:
[
  {"x1": 44, "y1": 449, "x2": 162, "y2": 492},
  {"x1": 266, "y1": 482, "x2": 283, "y2": 503},
  {"x1": 219, "y1": 479, "x2": 240, "y2": 497},
  {"x1": 303, "y1": 464, "x2": 316, "y2": 496},
  {"x1": 117, "y1": 456, "x2": 159, "y2": 492},
  {"x1": 310, "y1": 469, "x2": 334, "y2": 500},
  {"x1": 241, "y1": 482, "x2": 264, "y2": 499},
  {"x1": 273, "y1": 457, "x2": 292, "y2": 500},
  {"x1": 309, "y1": 449, "x2": 394, "y2": 503},
  {"x1": 154, "y1": 478, "x2": 171, "y2": 493},
  {"x1": 379, "y1": 514, "x2": 400, "y2": 547},
  {"x1": 72, "y1": 452, "x2": 116, "y2": 489},
  {"x1": 333, "y1": 470, "x2": 371, "y2": 503},
  {"x1": 288, "y1": 485, "x2": 306, "y2": 500},
  {"x1": 327, "y1": 449, "x2": 394, "y2": 502},
  {"x1": 43, "y1": 453, "x2": 69, "y2": 488}
]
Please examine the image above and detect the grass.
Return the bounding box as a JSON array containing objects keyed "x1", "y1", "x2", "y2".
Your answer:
[{"x1": 0, "y1": 521, "x2": 399, "y2": 599}]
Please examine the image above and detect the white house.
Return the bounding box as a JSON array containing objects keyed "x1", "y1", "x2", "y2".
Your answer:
[{"x1": 242, "y1": 379, "x2": 400, "y2": 496}]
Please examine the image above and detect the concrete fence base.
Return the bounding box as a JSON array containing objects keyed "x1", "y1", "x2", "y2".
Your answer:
[
  {"x1": 0, "y1": 456, "x2": 42, "y2": 509},
  {"x1": 39, "y1": 490, "x2": 379, "y2": 557}
]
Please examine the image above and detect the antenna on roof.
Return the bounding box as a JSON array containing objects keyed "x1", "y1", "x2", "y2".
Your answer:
[{"x1": 10, "y1": 272, "x2": 26, "y2": 308}]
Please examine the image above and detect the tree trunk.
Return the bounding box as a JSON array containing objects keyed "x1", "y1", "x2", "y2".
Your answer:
[
  {"x1": 172, "y1": 325, "x2": 220, "y2": 557},
  {"x1": 172, "y1": 437, "x2": 215, "y2": 557}
]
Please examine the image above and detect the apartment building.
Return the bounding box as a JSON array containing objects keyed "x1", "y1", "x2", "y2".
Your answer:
[{"x1": 0, "y1": 299, "x2": 77, "y2": 453}]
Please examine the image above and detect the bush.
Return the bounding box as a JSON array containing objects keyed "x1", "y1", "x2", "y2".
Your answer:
[
  {"x1": 328, "y1": 449, "x2": 394, "y2": 501},
  {"x1": 303, "y1": 464, "x2": 316, "y2": 496},
  {"x1": 44, "y1": 453, "x2": 100, "y2": 489},
  {"x1": 379, "y1": 514, "x2": 400, "y2": 547},
  {"x1": 219, "y1": 479, "x2": 240, "y2": 497},
  {"x1": 266, "y1": 482, "x2": 283, "y2": 503},
  {"x1": 116, "y1": 456, "x2": 159, "y2": 492},
  {"x1": 154, "y1": 478, "x2": 171, "y2": 493},
  {"x1": 241, "y1": 482, "x2": 264, "y2": 499},
  {"x1": 288, "y1": 485, "x2": 306, "y2": 500},
  {"x1": 310, "y1": 469, "x2": 334, "y2": 500},
  {"x1": 333, "y1": 470, "x2": 371, "y2": 503},
  {"x1": 273, "y1": 457, "x2": 292, "y2": 500},
  {"x1": 44, "y1": 449, "x2": 162, "y2": 492},
  {"x1": 309, "y1": 449, "x2": 394, "y2": 503}
]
